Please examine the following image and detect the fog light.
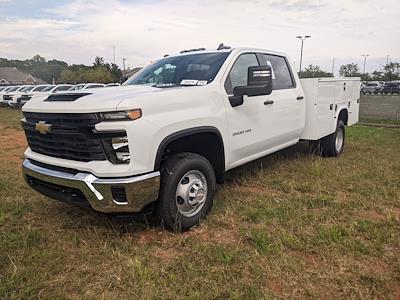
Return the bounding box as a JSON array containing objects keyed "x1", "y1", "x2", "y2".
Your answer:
[
  {"x1": 102, "y1": 135, "x2": 131, "y2": 164},
  {"x1": 112, "y1": 137, "x2": 130, "y2": 163}
]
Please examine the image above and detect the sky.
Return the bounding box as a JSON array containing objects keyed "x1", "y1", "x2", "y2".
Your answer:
[{"x1": 0, "y1": 0, "x2": 399, "y2": 75}]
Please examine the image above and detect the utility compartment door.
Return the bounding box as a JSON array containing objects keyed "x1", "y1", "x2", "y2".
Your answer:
[
  {"x1": 316, "y1": 80, "x2": 336, "y2": 136},
  {"x1": 348, "y1": 81, "x2": 360, "y2": 125},
  {"x1": 300, "y1": 78, "x2": 361, "y2": 140},
  {"x1": 300, "y1": 78, "x2": 335, "y2": 140},
  {"x1": 334, "y1": 80, "x2": 360, "y2": 125}
]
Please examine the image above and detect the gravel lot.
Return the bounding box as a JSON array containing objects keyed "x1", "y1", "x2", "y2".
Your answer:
[{"x1": 360, "y1": 95, "x2": 400, "y2": 121}]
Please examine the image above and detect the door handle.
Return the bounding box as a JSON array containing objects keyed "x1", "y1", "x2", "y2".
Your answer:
[
  {"x1": 264, "y1": 100, "x2": 274, "y2": 105},
  {"x1": 297, "y1": 96, "x2": 304, "y2": 101}
]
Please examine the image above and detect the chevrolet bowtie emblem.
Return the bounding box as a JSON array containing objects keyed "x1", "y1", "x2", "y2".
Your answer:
[{"x1": 35, "y1": 121, "x2": 52, "y2": 134}]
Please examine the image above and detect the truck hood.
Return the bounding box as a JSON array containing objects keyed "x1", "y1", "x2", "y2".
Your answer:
[{"x1": 22, "y1": 85, "x2": 188, "y2": 113}]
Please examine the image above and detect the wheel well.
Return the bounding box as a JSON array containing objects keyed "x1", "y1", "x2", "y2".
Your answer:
[
  {"x1": 338, "y1": 109, "x2": 348, "y2": 125},
  {"x1": 155, "y1": 127, "x2": 225, "y2": 183}
]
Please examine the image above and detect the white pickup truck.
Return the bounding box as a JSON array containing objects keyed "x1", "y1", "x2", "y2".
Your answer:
[{"x1": 21, "y1": 47, "x2": 360, "y2": 231}]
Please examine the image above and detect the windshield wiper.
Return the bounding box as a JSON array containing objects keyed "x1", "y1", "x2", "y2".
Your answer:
[{"x1": 153, "y1": 83, "x2": 181, "y2": 88}]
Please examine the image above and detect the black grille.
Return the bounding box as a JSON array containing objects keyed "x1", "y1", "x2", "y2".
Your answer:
[
  {"x1": 26, "y1": 175, "x2": 90, "y2": 208},
  {"x1": 19, "y1": 94, "x2": 32, "y2": 101},
  {"x1": 3, "y1": 95, "x2": 12, "y2": 100},
  {"x1": 111, "y1": 187, "x2": 128, "y2": 203},
  {"x1": 22, "y1": 112, "x2": 106, "y2": 162}
]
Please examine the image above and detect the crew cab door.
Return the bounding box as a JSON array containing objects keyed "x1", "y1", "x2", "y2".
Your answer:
[
  {"x1": 223, "y1": 52, "x2": 304, "y2": 168},
  {"x1": 223, "y1": 52, "x2": 273, "y2": 166},
  {"x1": 259, "y1": 53, "x2": 304, "y2": 145}
]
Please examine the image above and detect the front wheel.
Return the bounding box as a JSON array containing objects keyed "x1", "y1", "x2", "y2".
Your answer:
[{"x1": 157, "y1": 152, "x2": 216, "y2": 232}]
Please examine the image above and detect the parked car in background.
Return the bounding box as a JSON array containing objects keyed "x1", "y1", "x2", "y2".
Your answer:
[
  {"x1": 382, "y1": 82, "x2": 400, "y2": 94},
  {"x1": 0, "y1": 86, "x2": 14, "y2": 97},
  {"x1": 106, "y1": 83, "x2": 120, "y2": 87},
  {"x1": 8, "y1": 85, "x2": 37, "y2": 107},
  {"x1": 361, "y1": 82, "x2": 382, "y2": 94},
  {"x1": 0, "y1": 86, "x2": 17, "y2": 106},
  {"x1": 1, "y1": 85, "x2": 29, "y2": 106},
  {"x1": 68, "y1": 83, "x2": 106, "y2": 91},
  {"x1": 28, "y1": 84, "x2": 73, "y2": 103},
  {"x1": 9, "y1": 85, "x2": 54, "y2": 108}
]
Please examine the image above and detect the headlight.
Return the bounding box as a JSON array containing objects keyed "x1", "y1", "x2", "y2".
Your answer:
[
  {"x1": 99, "y1": 109, "x2": 142, "y2": 121},
  {"x1": 101, "y1": 135, "x2": 130, "y2": 164}
]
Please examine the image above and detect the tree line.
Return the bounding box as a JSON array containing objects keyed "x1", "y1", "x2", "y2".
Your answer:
[
  {"x1": 298, "y1": 62, "x2": 400, "y2": 81},
  {"x1": 1, "y1": 54, "x2": 399, "y2": 83},
  {"x1": 0, "y1": 55, "x2": 123, "y2": 84}
]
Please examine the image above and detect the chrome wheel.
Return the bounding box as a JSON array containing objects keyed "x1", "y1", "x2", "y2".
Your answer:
[
  {"x1": 175, "y1": 170, "x2": 208, "y2": 217},
  {"x1": 335, "y1": 127, "x2": 344, "y2": 153}
]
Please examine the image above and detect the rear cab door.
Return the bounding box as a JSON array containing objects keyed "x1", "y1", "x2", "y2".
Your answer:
[
  {"x1": 222, "y1": 50, "x2": 305, "y2": 169},
  {"x1": 258, "y1": 53, "x2": 305, "y2": 147}
]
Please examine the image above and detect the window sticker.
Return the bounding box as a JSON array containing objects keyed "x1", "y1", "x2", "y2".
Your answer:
[
  {"x1": 180, "y1": 79, "x2": 199, "y2": 86},
  {"x1": 197, "y1": 80, "x2": 208, "y2": 86},
  {"x1": 266, "y1": 61, "x2": 276, "y2": 79}
]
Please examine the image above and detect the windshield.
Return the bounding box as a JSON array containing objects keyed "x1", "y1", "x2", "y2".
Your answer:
[
  {"x1": 8, "y1": 86, "x2": 21, "y2": 92},
  {"x1": 69, "y1": 84, "x2": 85, "y2": 91},
  {"x1": 32, "y1": 85, "x2": 50, "y2": 92},
  {"x1": 54, "y1": 85, "x2": 72, "y2": 92},
  {"x1": 21, "y1": 86, "x2": 35, "y2": 92},
  {"x1": 42, "y1": 85, "x2": 56, "y2": 92},
  {"x1": 86, "y1": 84, "x2": 104, "y2": 89},
  {"x1": 125, "y1": 52, "x2": 230, "y2": 87}
]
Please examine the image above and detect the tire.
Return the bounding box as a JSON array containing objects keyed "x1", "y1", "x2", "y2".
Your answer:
[
  {"x1": 320, "y1": 120, "x2": 345, "y2": 157},
  {"x1": 157, "y1": 152, "x2": 216, "y2": 232},
  {"x1": 309, "y1": 140, "x2": 322, "y2": 155}
]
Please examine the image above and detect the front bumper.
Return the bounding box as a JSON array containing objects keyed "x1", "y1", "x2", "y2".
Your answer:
[{"x1": 22, "y1": 159, "x2": 160, "y2": 213}]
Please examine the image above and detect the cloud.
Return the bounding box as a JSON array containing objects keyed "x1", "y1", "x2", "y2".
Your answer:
[{"x1": 0, "y1": 0, "x2": 399, "y2": 73}]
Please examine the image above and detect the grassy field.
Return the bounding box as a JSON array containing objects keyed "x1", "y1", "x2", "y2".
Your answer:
[
  {"x1": 0, "y1": 107, "x2": 399, "y2": 299},
  {"x1": 359, "y1": 116, "x2": 400, "y2": 126}
]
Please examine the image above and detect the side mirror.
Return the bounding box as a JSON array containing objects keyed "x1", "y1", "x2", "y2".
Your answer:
[{"x1": 229, "y1": 65, "x2": 273, "y2": 107}]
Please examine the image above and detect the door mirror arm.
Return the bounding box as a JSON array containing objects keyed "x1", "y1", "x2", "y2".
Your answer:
[
  {"x1": 228, "y1": 65, "x2": 273, "y2": 107},
  {"x1": 228, "y1": 95, "x2": 244, "y2": 107}
]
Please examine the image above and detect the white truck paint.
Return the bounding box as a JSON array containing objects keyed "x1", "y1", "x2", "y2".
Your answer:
[{"x1": 21, "y1": 47, "x2": 360, "y2": 231}]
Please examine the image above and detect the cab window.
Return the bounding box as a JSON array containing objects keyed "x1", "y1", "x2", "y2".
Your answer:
[
  {"x1": 224, "y1": 53, "x2": 259, "y2": 94},
  {"x1": 262, "y1": 54, "x2": 295, "y2": 90}
]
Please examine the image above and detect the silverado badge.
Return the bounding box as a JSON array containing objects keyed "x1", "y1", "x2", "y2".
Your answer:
[{"x1": 35, "y1": 121, "x2": 52, "y2": 134}]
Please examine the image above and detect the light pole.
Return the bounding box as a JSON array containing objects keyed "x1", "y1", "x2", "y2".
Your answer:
[
  {"x1": 332, "y1": 58, "x2": 335, "y2": 76},
  {"x1": 122, "y1": 58, "x2": 126, "y2": 74},
  {"x1": 361, "y1": 54, "x2": 370, "y2": 74},
  {"x1": 296, "y1": 35, "x2": 311, "y2": 72}
]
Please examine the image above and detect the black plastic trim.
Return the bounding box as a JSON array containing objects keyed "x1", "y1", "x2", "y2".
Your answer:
[{"x1": 154, "y1": 126, "x2": 225, "y2": 180}]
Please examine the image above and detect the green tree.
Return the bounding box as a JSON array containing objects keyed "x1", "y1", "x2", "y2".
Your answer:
[
  {"x1": 0, "y1": 55, "x2": 124, "y2": 83},
  {"x1": 370, "y1": 71, "x2": 384, "y2": 81},
  {"x1": 339, "y1": 63, "x2": 361, "y2": 77},
  {"x1": 93, "y1": 56, "x2": 105, "y2": 67},
  {"x1": 382, "y1": 62, "x2": 400, "y2": 81},
  {"x1": 108, "y1": 63, "x2": 123, "y2": 82},
  {"x1": 298, "y1": 64, "x2": 333, "y2": 78}
]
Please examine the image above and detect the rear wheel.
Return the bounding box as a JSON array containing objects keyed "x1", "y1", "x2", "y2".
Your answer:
[
  {"x1": 157, "y1": 152, "x2": 216, "y2": 232},
  {"x1": 309, "y1": 120, "x2": 345, "y2": 157}
]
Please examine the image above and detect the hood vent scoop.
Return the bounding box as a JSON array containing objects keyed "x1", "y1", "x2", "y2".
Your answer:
[{"x1": 45, "y1": 93, "x2": 92, "y2": 102}]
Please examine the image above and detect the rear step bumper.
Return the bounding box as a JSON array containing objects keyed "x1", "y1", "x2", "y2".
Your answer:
[{"x1": 22, "y1": 159, "x2": 160, "y2": 213}]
